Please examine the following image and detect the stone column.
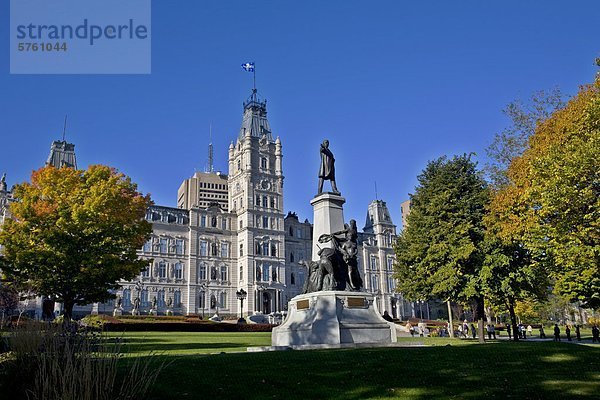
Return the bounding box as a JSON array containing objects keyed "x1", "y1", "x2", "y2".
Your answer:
[{"x1": 310, "y1": 193, "x2": 346, "y2": 261}]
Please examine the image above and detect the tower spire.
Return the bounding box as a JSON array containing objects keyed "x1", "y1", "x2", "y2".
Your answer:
[
  {"x1": 62, "y1": 115, "x2": 67, "y2": 141},
  {"x1": 206, "y1": 123, "x2": 214, "y2": 173}
]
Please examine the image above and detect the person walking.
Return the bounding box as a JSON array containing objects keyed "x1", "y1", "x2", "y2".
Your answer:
[
  {"x1": 575, "y1": 325, "x2": 581, "y2": 341},
  {"x1": 470, "y1": 323, "x2": 477, "y2": 339},
  {"x1": 553, "y1": 324, "x2": 561, "y2": 341},
  {"x1": 527, "y1": 325, "x2": 533, "y2": 338},
  {"x1": 566, "y1": 325, "x2": 572, "y2": 341},
  {"x1": 487, "y1": 324, "x2": 492, "y2": 340},
  {"x1": 506, "y1": 323, "x2": 512, "y2": 340},
  {"x1": 539, "y1": 325, "x2": 546, "y2": 339},
  {"x1": 592, "y1": 325, "x2": 599, "y2": 343},
  {"x1": 490, "y1": 324, "x2": 496, "y2": 339}
]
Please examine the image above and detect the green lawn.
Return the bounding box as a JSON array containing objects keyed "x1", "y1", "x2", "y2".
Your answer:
[
  {"x1": 113, "y1": 332, "x2": 600, "y2": 400},
  {"x1": 114, "y1": 331, "x2": 272, "y2": 355}
]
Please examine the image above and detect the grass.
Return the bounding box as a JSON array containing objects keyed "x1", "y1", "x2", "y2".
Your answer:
[
  {"x1": 107, "y1": 332, "x2": 600, "y2": 399},
  {"x1": 113, "y1": 331, "x2": 272, "y2": 355}
]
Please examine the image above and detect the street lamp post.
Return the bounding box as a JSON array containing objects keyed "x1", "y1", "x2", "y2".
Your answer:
[
  {"x1": 236, "y1": 288, "x2": 247, "y2": 323},
  {"x1": 199, "y1": 282, "x2": 207, "y2": 319}
]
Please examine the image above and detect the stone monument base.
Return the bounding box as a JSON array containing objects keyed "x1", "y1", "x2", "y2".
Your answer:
[
  {"x1": 112, "y1": 308, "x2": 123, "y2": 317},
  {"x1": 272, "y1": 291, "x2": 396, "y2": 347}
]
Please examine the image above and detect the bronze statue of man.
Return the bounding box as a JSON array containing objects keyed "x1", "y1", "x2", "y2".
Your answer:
[{"x1": 318, "y1": 140, "x2": 340, "y2": 195}]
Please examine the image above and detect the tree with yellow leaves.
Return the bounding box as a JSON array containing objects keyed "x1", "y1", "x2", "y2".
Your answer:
[
  {"x1": 490, "y1": 74, "x2": 600, "y2": 309},
  {"x1": 0, "y1": 165, "x2": 153, "y2": 321}
]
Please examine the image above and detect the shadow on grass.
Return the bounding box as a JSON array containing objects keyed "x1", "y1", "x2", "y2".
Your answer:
[
  {"x1": 123, "y1": 341, "x2": 251, "y2": 352},
  {"x1": 143, "y1": 341, "x2": 600, "y2": 400}
]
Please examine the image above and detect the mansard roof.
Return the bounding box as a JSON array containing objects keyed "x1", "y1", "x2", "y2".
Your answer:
[
  {"x1": 239, "y1": 91, "x2": 272, "y2": 141},
  {"x1": 47, "y1": 140, "x2": 77, "y2": 169}
]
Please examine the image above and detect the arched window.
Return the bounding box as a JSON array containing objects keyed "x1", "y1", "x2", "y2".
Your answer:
[
  {"x1": 290, "y1": 273, "x2": 295, "y2": 285},
  {"x1": 174, "y1": 262, "x2": 183, "y2": 279},
  {"x1": 290, "y1": 252, "x2": 294, "y2": 263},
  {"x1": 157, "y1": 289, "x2": 165, "y2": 308},
  {"x1": 174, "y1": 290, "x2": 181, "y2": 308},
  {"x1": 198, "y1": 263, "x2": 207, "y2": 280},
  {"x1": 198, "y1": 290, "x2": 206, "y2": 309},
  {"x1": 271, "y1": 243, "x2": 277, "y2": 257},
  {"x1": 141, "y1": 289, "x2": 149, "y2": 307},
  {"x1": 370, "y1": 274, "x2": 378, "y2": 291},
  {"x1": 289, "y1": 226, "x2": 294, "y2": 236},
  {"x1": 262, "y1": 242, "x2": 269, "y2": 256},
  {"x1": 122, "y1": 289, "x2": 131, "y2": 307},
  {"x1": 158, "y1": 261, "x2": 167, "y2": 278}
]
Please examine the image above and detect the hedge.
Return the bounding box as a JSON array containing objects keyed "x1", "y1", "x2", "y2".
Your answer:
[{"x1": 103, "y1": 322, "x2": 276, "y2": 332}]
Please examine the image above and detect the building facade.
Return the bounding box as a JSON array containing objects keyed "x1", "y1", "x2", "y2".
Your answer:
[{"x1": 2, "y1": 90, "x2": 421, "y2": 320}]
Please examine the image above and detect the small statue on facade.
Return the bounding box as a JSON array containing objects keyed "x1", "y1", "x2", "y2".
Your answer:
[
  {"x1": 317, "y1": 140, "x2": 340, "y2": 195},
  {"x1": 211, "y1": 266, "x2": 217, "y2": 280},
  {"x1": 151, "y1": 296, "x2": 157, "y2": 309},
  {"x1": 166, "y1": 297, "x2": 173, "y2": 308},
  {"x1": 256, "y1": 266, "x2": 262, "y2": 281},
  {"x1": 272, "y1": 268, "x2": 277, "y2": 282},
  {"x1": 0, "y1": 173, "x2": 6, "y2": 192},
  {"x1": 131, "y1": 296, "x2": 140, "y2": 316}
]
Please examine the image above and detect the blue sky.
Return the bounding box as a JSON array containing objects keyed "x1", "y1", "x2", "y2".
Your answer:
[{"x1": 1, "y1": 0, "x2": 598, "y2": 228}]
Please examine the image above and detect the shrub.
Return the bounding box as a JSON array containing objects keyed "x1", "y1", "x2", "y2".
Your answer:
[
  {"x1": 80, "y1": 314, "x2": 123, "y2": 329},
  {"x1": 2, "y1": 323, "x2": 165, "y2": 400}
]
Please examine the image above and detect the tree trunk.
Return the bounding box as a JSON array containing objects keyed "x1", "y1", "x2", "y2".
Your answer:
[
  {"x1": 447, "y1": 300, "x2": 454, "y2": 338},
  {"x1": 63, "y1": 299, "x2": 75, "y2": 324},
  {"x1": 508, "y1": 298, "x2": 519, "y2": 342},
  {"x1": 474, "y1": 296, "x2": 485, "y2": 343}
]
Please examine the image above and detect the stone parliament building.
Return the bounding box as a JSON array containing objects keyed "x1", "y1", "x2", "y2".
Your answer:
[{"x1": 1, "y1": 90, "x2": 423, "y2": 321}]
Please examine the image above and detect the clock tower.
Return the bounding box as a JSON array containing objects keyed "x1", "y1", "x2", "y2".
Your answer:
[{"x1": 228, "y1": 90, "x2": 285, "y2": 315}]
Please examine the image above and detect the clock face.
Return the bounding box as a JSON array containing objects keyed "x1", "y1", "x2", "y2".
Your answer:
[{"x1": 261, "y1": 180, "x2": 270, "y2": 190}]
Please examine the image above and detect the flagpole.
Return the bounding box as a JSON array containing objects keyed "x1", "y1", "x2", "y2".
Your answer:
[{"x1": 253, "y1": 62, "x2": 256, "y2": 93}]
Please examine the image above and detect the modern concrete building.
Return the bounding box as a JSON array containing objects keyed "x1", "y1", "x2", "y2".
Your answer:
[
  {"x1": 177, "y1": 171, "x2": 229, "y2": 211},
  {"x1": 400, "y1": 199, "x2": 411, "y2": 230}
]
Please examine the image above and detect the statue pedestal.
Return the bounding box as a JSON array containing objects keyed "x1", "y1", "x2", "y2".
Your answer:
[
  {"x1": 272, "y1": 291, "x2": 396, "y2": 347},
  {"x1": 149, "y1": 309, "x2": 157, "y2": 316},
  {"x1": 113, "y1": 308, "x2": 123, "y2": 317},
  {"x1": 310, "y1": 193, "x2": 346, "y2": 261}
]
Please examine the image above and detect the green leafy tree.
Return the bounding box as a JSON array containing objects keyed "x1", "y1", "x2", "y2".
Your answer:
[
  {"x1": 492, "y1": 75, "x2": 600, "y2": 309},
  {"x1": 394, "y1": 154, "x2": 489, "y2": 339},
  {"x1": 0, "y1": 165, "x2": 153, "y2": 321}
]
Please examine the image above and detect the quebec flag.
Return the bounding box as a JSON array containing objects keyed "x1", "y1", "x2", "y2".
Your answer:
[{"x1": 242, "y1": 62, "x2": 255, "y2": 72}]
